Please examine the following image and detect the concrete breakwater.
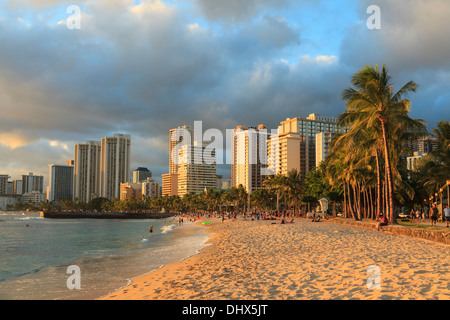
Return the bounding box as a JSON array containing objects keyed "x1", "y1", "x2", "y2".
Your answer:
[{"x1": 41, "y1": 211, "x2": 175, "y2": 220}]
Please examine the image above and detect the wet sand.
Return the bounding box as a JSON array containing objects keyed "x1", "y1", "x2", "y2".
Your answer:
[{"x1": 101, "y1": 217, "x2": 449, "y2": 300}]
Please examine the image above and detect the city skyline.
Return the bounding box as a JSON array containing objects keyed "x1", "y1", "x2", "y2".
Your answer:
[{"x1": 1, "y1": 0, "x2": 449, "y2": 186}]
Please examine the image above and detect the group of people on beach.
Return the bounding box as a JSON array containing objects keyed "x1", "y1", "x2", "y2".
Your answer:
[{"x1": 375, "y1": 203, "x2": 450, "y2": 231}]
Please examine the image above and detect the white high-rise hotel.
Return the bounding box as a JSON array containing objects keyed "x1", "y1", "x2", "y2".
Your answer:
[
  {"x1": 162, "y1": 125, "x2": 216, "y2": 197},
  {"x1": 100, "y1": 134, "x2": 131, "y2": 200},
  {"x1": 231, "y1": 124, "x2": 269, "y2": 193},
  {"x1": 73, "y1": 134, "x2": 131, "y2": 202},
  {"x1": 74, "y1": 140, "x2": 101, "y2": 202}
]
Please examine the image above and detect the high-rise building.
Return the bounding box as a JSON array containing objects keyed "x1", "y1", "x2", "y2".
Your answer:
[
  {"x1": 13, "y1": 180, "x2": 23, "y2": 195},
  {"x1": 268, "y1": 114, "x2": 347, "y2": 178},
  {"x1": 73, "y1": 140, "x2": 101, "y2": 202},
  {"x1": 47, "y1": 164, "x2": 74, "y2": 202},
  {"x1": 133, "y1": 167, "x2": 152, "y2": 183},
  {"x1": 177, "y1": 141, "x2": 217, "y2": 196},
  {"x1": 162, "y1": 125, "x2": 216, "y2": 197},
  {"x1": 0, "y1": 175, "x2": 9, "y2": 195},
  {"x1": 22, "y1": 172, "x2": 44, "y2": 194},
  {"x1": 231, "y1": 124, "x2": 269, "y2": 193},
  {"x1": 315, "y1": 131, "x2": 337, "y2": 167},
  {"x1": 407, "y1": 135, "x2": 439, "y2": 154},
  {"x1": 169, "y1": 125, "x2": 192, "y2": 175},
  {"x1": 100, "y1": 134, "x2": 131, "y2": 200}
]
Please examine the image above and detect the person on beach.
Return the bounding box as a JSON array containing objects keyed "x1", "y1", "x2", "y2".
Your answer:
[
  {"x1": 444, "y1": 205, "x2": 450, "y2": 227},
  {"x1": 415, "y1": 208, "x2": 421, "y2": 224},
  {"x1": 376, "y1": 213, "x2": 388, "y2": 231},
  {"x1": 430, "y1": 205, "x2": 438, "y2": 227}
]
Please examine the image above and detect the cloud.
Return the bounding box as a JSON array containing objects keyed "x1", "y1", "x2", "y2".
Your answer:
[
  {"x1": 0, "y1": 133, "x2": 35, "y2": 150},
  {"x1": 0, "y1": 0, "x2": 448, "y2": 184},
  {"x1": 341, "y1": 0, "x2": 450, "y2": 70},
  {"x1": 338, "y1": 0, "x2": 450, "y2": 127},
  {"x1": 190, "y1": 0, "x2": 294, "y2": 22}
]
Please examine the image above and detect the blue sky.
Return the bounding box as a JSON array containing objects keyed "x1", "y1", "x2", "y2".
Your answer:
[{"x1": 0, "y1": 0, "x2": 449, "y2": 184}]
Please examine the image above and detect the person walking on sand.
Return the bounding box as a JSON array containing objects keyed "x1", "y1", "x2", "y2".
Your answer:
[
  {"x1": 444, "y1": 205, "x2": 450, "y2": 227},
  {"x1": 430, "y1": 204, "x2": 438, "y2": 227}
]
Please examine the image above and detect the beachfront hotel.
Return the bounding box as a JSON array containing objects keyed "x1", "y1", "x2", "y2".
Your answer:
[
  {"x1": 22, "y1": 172, "x2": 44, "y2": 194},
  {"x1": 47, "y1": 164, "x2": 74, "y2": 202},
  {"x1": 73, "y1": 140, "x2": 102, "y2": 202},
  {"x1": 231, "y1": 124, "x2": 269, "y2": 193},
  {"x1": 0, "y1": 174, "x2": 9, "y2": 195},
  {"x1": 100, "y1": 134, "x2": 131, "y2": 200},
  {"x1": 162, "y1": 125, "x2": 216, "y2": 197},
  {"x1": 177, "y1": 140, "x2": 217, "y2": 196},
  {"x1": 267, "y1": 114, "x2": 347, "y2": 178}
]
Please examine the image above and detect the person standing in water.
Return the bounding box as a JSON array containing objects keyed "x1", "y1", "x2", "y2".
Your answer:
[{"x1": 149, "y1": 225, "x2": 153, "y2": 233}]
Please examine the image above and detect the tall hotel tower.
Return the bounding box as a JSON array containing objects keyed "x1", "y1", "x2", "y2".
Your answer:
[
  {"x1": 267, "y1": 114, "x2": 347, "y2": 178},
  {"x1": 48, "y1": 164, "x2": 74, "y2": 202},
  {"x1": 162, "y1": 125, "x2": 216, "y2": 196},
  {"x1": 231, "y1": 124, "x2": 269, "y2": 193},
  {"x1": 73, "y1": 140, "x2": 101, "y2": 202},
  {"x1": 100, "y1": 134, "x2": 131, "y2": 200}
]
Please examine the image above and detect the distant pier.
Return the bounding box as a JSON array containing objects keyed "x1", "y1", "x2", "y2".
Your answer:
[{"x1": 41, "y1": 211, "x2": 174, "y2": 220}]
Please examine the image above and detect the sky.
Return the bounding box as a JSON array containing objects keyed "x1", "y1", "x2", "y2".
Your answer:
[{"x1": 0, "y1": 0, "x2": 449, "y2": 185}]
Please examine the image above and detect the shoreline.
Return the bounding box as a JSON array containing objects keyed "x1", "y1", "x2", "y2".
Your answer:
[
  {"x1": 100, "y1": 216, "x2": 450, "y2": 300},
  {"x1": 96, "y1": 219, "x2": 213, "y2": 300},
  {"x1": 100, "y1": 218, "x2": 216, "y2": 300}
]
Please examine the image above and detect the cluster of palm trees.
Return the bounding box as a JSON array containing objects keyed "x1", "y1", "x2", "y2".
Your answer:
[
  {"x1": 325, "y1": 64, "x2": 431, "y2": 223},
  {"x1": 415, "y1": 121, "x2": 450, "y2": 205}
]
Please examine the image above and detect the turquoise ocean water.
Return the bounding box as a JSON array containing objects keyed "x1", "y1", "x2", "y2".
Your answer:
[{"x1": 0, "y1": 211, "x2": 210, "y2": 300}]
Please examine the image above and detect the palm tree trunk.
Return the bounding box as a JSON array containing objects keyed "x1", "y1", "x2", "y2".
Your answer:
[
  {"x1": 376, "y1": 150, "x2": 382, "y2": 219},
  {"x1": 343, "y1": 181, "x2": 347, "y2": 218},
  {"x1": 276, "y1": 191, "x2": 280, "y2": 213},
  {"x1": 380, "y1": 120, "x2": 395, "y2": 224},
  {"x1": 348, "y1": 181, "x2": 355, "y2": 220}
]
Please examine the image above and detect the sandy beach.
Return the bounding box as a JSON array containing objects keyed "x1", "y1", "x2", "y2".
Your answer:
[{"x1": 101, "y1": 217, "x2": 449, "y2": 300}]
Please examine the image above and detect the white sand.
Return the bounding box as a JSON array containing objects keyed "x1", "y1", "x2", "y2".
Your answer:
[{"x1": 102, "y1": 217, "x2": 449, "y2": 300}]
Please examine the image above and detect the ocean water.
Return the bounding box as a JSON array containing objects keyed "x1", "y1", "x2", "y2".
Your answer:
[{"x1": 0, "y1": 211, "x2": 210, "y2": 300}]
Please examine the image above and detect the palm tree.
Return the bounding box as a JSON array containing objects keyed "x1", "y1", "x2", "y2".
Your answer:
[
  {"x1": 263, "y1": 173, "x2": 285, "y2": 213},
  {"x1": 286, "y1": 169, "x2": 303, "y2": 214},
  {"x1": 418, "y1": 121, "x2": 450, "y2": 197},
  {"x1": 341, "y1": 64, "x2": 426, "y2": 223}
]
